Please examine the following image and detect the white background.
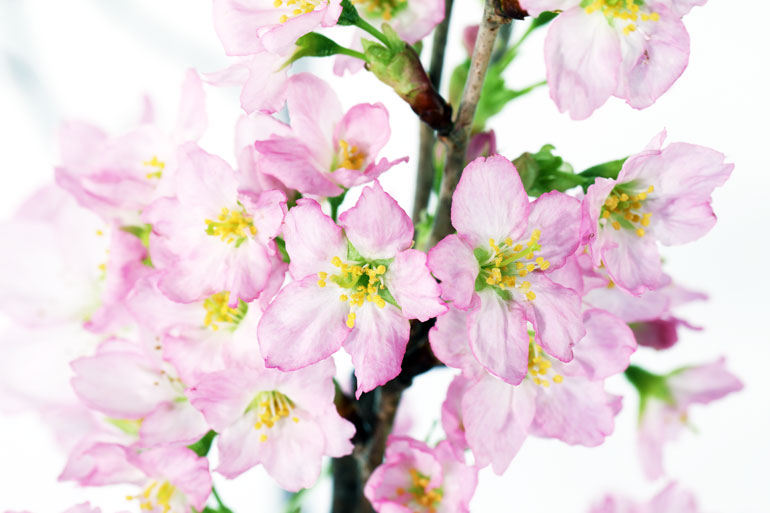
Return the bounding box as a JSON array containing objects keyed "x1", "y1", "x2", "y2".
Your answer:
[{"x1": 1, "y1": 0, "x2": 768, "y2": 512}]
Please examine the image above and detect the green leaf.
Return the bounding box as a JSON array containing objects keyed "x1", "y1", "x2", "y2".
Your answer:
[
  {"x1": 579, "y1": 157, "x2": 628, "y2": 182},
  {"x1": 513, "y1": 145, "x2": 585, "y2": 196},
  {"x1": 188, "y1": 430, "x2": 217, "y2": 457}
]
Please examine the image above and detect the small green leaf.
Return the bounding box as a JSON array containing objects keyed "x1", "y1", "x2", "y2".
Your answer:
[{"x1": 579, "y1": 158, "x2": 628, "y2": 182}]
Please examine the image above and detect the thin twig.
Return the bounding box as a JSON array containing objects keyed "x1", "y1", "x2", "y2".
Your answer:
[
  {"x1": 413, "y1": 0, "x2": 455, "y2": 220},
  {"x1": 430, "y1": 0, "x2": 507, "y2": 246}
]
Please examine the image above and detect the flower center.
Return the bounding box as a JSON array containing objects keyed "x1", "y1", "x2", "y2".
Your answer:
[
  {"x1": 273, "y1": 0, "x2": 323, "y2": 24},
  {"x1": 352, "y1": 0, "x2": 407, "y2": 20},
  {"x1": 528, "y1": 343, "x2": 563, "y2": 387},
  {"x1": 600, "y1": 185, "x2": 654, "y2": 237},
  {"x1": 583, "y1": 0, "x2": 660, "y2": 35},
  {"x1": 126, "y1": 480, "x2": 178, "y2": 513},
  {"x1": 337, "y1": 139, "x2": 367, "y2": 171},
  {"x1": 395, "y1": 469, "x2": 443, "y2": 513},
  {"x1": 317, "y1": 256, "x2": 389, "y2": 328},
  {"x1": 247, "y1": 391, "x2": 299, "y2": 442},
  {"x1": 204, "y1": 206, "x2": 256, "y2": 245},
  {"x1": 202, "y1": 291, "x2": 247, "y2": 331},
  {"x1": 477, "y1": 230, "x2": 550, "y2": 301},
  {"x1": 143, "y1": 155, "x2": 165, "y2": 179}
]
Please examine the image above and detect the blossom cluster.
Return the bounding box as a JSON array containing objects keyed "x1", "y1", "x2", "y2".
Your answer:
[{"x1": 0, "y1": 0, "x2": 741, "y2": 512}]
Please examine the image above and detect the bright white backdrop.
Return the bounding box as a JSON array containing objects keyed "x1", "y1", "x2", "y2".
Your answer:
[{"x1": 1, "y1": 0, "x2": 768, "y2": 512}]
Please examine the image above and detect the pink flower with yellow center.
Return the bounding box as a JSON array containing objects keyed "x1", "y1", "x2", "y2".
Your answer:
[
  {"x1": 431, "y1": 306, "x2": 633, "y2": 473},
  {"x1": 258, "y1": 182, "x2": 445, "y2": 396},
  {"x1": 188, "y1": 357, "x2": 355, "y2": 491},
  {"x1": 253, "y1": 73, "x2": 408, "y2": 197},
  {"x1": 143, "y1": 143, "x2": 286, "y2": 306},
  {"x1": 582, "y1": 131, "x2": 732, "y2": 295},
  {"x1": 428, "y1": 155, "x2": 584, "y2": 385},
  {"x1": 364, "y1": 437, "x2": 478, "y2": 513},
  {"x1": 213, "y1": 0, "x2": 342, "y2": 56},
  {"x1": 520, "y1": 0, "x2": 706, "y2": 119}
]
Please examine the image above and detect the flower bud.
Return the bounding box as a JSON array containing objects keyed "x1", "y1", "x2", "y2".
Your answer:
[{"x1": 363, "y1": 25, "x2": 452, "y2": 134}]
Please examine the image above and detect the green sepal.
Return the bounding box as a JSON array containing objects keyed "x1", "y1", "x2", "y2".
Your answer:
[
  {"x1": 347, "y1": 240, "x2": 365, "y2": 263},
  {"x1": 624, "y1": 365, "x2": 675, "y2": 417},
  {"x1": 493, "y1": 287, "x2": 512, "y2": 302},
  {"x1": 531, "y1": 11, "x2": 558, "y2": 28},
  {"x1": 286, "y1": 33, "x2": 356, "y2": 68},
  {"x1": 275, "y1": 236, "x2": 290, "y2": 264},
  {"x1": 473, "y1": 247, "x2": 491, "y2": 264},
  {"x1": 378, "y1": 286, "x2": 400, "y2": 308},
  {"x1": 188, "y1": 430, "x2": 217, "y2": 457},
  {"x1": 474, "y1": 273, "x2": 488, "y2": 292},
  {"x1": 337, "y1": 0, "x2": 361, "y2": 25},
  {"x1": 105, "y1": 417, "x2": 142, "y2": 436}
]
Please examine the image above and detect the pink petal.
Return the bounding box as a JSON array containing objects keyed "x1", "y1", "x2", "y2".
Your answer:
[
  {"x1": 468, "y1": 290, "x2": 530, "y2": 385},
  {"x1": 427, "y1": 234, "x2": 479, "y2": 310},
  {"x1": 342, "y1": 303, "x2": 410, "y2": 397},
  {"x1": 338, "y1": 181, "x2": 413, "y2": 260},
  {"x1": 599, "y1": 228, "x2": 664, "y2": 295},
  {"x1": 544, "y1": 8, "x2": 621, "y2": 119},
  {"x1": 462, "y1": 375, "x2": 535, "y2": 474},
  {"x1": 258, "y1": 276, "x2": 351, "y2": 370},
  {"x1": 451, "y1": 155, "x2": 530, "y2": 247},
  {"x1": 429, "y1": 307, "x2": 483, "y2": 377},
  {"x1": 385, "y1": 249, "x2": 447, "y2": 321},
  {"x1": 525, "y1": 273, "x2": 584, "y2": 363},
  {"x1": 616, "y1": 9, "x2": 689, "y2": 110},
  {"x1": 668, "y1": 357, "x2": 743, "y2": 406},
  {"x1": 566, "y1": 309, "x2": 636, "y2": 380},
  {"x1": 530, "y1": 377, "x2": 620, "y2": 445},
  {"x1": 286, "y1": 73, "x2": 342, "y2": 165},
  {"x1": 282, "y1": 198, "x2": 348, "y2": 279},
  {"x1": 526, "y1": 191, "x2": 582, "y2": 271},
  {"x1": 174, "y1": 69, "x2": 207, "y2": 142}
]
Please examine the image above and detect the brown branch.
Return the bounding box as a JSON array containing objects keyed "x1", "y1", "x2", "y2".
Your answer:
[
  {"x1": 429, "y1": 0, "x2": 508, "y2": 246},
  {"x1": 331, "y1": 319, "x2": 439, "y2": 513},
  {"x1": 413, "y1": 0, "x2": 456, "y2": 220}
]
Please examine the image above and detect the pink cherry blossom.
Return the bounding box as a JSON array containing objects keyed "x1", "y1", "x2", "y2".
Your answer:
[
  {"x1": 124, "y1": 446, "x2": 212, "y2": 513},
  {"x1": 253, "y1": 73, "x2": 408, "y2": 197},
  {"x1": 582, "y1": 131, "x2": 732, "y2": 295},
  {"x1": 364, "y1": 437, "x2": 477, "y2": 513},
  {"x1": 188, "y1": 358, "x2": 354, "y2": 490},
  {"x1": 213, "y1": 0, "x2": 342, "y2": 55},
  {"x1": 124, "y1": 267, "x2": 283, "y2": 383},
  {"x1": 55, "y1": 70, "x2": 207, "y2": 225},
  {"x1": 428, "y1": 155, "x2": 584, "y2": 385},
  {"x1": 143, "y1": 143, "x2": 286, "y2": 306},
  {"x1": 521, "y1": 0, "x2": 701, "y2": 119},
  {"x1": 589, "y1": 482, "x2": 704, "y2": 513},
  {"x1": 259, "y1": 182, "x2": 445, "y2": 396},
  {"x1": 70, "y1": 338, "x2": 209, "y2": 447},
  {"x1": 636, "y1": 358, "x2": 742, "y2": 479},
  {"x1": 432, "y1": 306, "x2": 632, "y2": 473}
]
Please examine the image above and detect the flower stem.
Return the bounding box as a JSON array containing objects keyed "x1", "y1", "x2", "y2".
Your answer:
[
  {"x1": 339, "y1": 47, "x2": 368, "y2": 61},
  {"x1": 430, "y1": 0, "x2": 508, "y2": 246},
  {"x1": 354, "y1": 17, "x2": 392, "y2": 48},
  {"x1": 413, "y1": 0, "x2": 455, "y2": 220},
  {"x1": 212, "y1": 486, "x2": 233, "y2": 513}
]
